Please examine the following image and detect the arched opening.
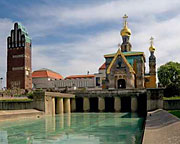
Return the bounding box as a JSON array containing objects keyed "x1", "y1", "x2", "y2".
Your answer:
[
  {"x1": 90, "y1": 97, "x2": 98, "y2": 112},
  {"x1": 138, "y1": 93, "x2": 147, "y2": 117},
  {"x1": 117, "y1": 79, "x2": 126, "y2": 89},
  {"x1": 55, "y1": 98, "x2": 58, "y2": 114},
  {"x1": 105, "y1": 97, "x2": 114, "y2": 112},
  {"x1": 121, "y1": 97, "x2": 131, "y2": 112},
  {"x1": 75, "y1": 97, "x2": 83, "y2": 112}
]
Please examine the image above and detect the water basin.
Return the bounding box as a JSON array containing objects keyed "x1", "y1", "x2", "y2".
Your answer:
[{"x1": 0, "y1": 113, "x2": 144, "y2": 144}]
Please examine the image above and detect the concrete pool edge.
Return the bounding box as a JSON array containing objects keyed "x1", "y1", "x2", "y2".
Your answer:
[
  {"x1": 0, "y1": 109, "x2": 44, "y2": 121},
  {"x1": 143, "y1": 109, "x2": 180, "y2": 144}
]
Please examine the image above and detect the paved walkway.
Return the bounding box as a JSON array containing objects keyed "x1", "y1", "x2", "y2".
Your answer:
[
  {"x1": 0, "y1": 97, "x2": 28, "y2": 100},
  {"x1": 143, "y1": 109, "x2": 180, "y2": 144},
  {"x1": 0, "y1": 109, "x2": 44, "y2": 121}
]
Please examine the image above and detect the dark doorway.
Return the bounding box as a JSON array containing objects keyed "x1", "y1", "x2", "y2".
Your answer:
[
  {"x1": 76, "y1": 97, "x2": 83, "y2": 112},
  {"x1": 118, "y1": 79, "x2": 126, "y2": 89},
  {"x1": 138, "y1": 93, "x2": 147, "y2": 117},
  {"x1": 90, "y1": 97, "x2": 98, "y2": 112},
  {"x1": 105, "y1": 97, "x2": 114, "y2": 112},
  {"x1": 55, "y1": 98, "x2": 58, "y2": 114},
  {"x1": 121, "y1": 97, "x2": 131, "y2": 112}
]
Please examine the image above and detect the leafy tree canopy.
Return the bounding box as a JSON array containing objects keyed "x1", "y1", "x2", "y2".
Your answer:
[{"x1": 158, "y1": 61, "x2": 180, "y2": 97}]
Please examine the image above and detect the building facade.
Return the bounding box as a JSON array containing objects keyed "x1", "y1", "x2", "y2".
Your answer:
[
  {"x1": 100, "y1": 14, "x2": 156, "y2": 89},
  {"x1": 54, "y1": 75, "x2": 95, "y2": 90},
  {"x1": 7, "y1": 22, "x2": 32, "y2": 90},
  {"x1": 32, "y1": 69, "x2": 63, "y2": 89},
  {"x1": 32, "y1": 69, "x2": 95, "y2": 90}
]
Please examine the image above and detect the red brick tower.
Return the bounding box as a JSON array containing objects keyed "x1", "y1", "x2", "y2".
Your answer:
[{"x1": 7, "y1": 22, "x2": 32, "y2": 90}]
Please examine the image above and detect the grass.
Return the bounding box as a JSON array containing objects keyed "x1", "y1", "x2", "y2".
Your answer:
[
  {"x1": 0, "y1": 99, "x2": 33, "y2": 102},
  {"x1": 163, "y1": 96, "x2": 180, "y2": 100},
  {"x1": 169, "y1": 110, "x2": 180, "y2": 118}
]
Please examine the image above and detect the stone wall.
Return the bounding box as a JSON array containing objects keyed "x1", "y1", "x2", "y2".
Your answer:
[
  {"x1": 147, "y1": 88, "x2": 164, "y2": 111},
  {"x1": 0, "y1": 91, "x2": 45, "y2": 111},
  {"x1": 33, "y1": 91, "x2": 45, "y2": 111},
  {"x1": 164, "y1": 100, "x2": 180, "y2": 110},
  {"x1": 0, "y1": 91, "x2": 46, "y2": 110},
  {"x1": 0, "y1": 101, "x2": 33, "y2": 110}
]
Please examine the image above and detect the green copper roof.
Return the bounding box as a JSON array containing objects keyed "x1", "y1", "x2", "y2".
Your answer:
[
  {"x1": 105, "y1": 51, "x2": 146, "y2": 66},
  {"x1": 104, "y1": 51, "x2": 145, "y2": 58},
  {"x1": 123, "y1": 51, "x2": 144, "y2": 55},
  {"x1": 18, "y1": 23, "x2": 27, "y2": 33},
  {"x1": 17, "y1": 22, "x2": 31, "y2": 43}
]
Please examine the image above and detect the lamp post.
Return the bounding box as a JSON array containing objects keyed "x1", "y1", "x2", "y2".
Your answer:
[{"x1": 0, "y1": 78, "x2": 3, "y2": 90}]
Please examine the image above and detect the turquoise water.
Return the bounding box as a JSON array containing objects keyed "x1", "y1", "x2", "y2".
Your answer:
[{"x1": 0, "y1": 113, "x2": 144, "y2": 144}]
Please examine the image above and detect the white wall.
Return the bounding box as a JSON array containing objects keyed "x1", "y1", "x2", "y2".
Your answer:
[
  {"x1": 54, "y1": 78, "x2": 95, "y2": 88},
  {"x1": 32, "y1": 77, "x2": 96, "y2": 89},
  {"x1": 32, "y1": 77, "x2": 54, "y2": 89}
]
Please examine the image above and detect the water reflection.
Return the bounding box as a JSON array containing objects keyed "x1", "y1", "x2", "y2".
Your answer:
[
  {"x1": 0, "y1": 113, "x2": 144, "y2": 144},
  {"x1": 0, "y1": 131, "x2": 8, "y2": 144}
]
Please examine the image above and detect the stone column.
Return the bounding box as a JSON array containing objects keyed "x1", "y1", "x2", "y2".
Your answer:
[
  {"x1": 83, "y1": 97, "x2": 90, "y2": 112},
  {"x1": 52, "y1": 97, "x2": 55, "y2": 115},
  {"x1": 98, "y1": 97, "x2": 105, "y2": 112},
  {"x1": 56, "y1": 98, "x2": 64, "y2": 114},
  {"x1": 131, "y1": 97, "x2": 138, "y2": 112},
  {"x1": 45, "y1": 96, "x2": 50, "y2": 115},
  {"x1": 71, "y1": 98, "x2": 76, "y2": 112},
  {"x1": 59, "y1": 114, "x2": 64, "y2": 129},
  {"x1": 67, "y1": 114, "x2": 71, "y2": 127},
  {"x1": 114, "y1": 97, "x2": 121, "y2": 112},
  {"x1": 64, "y1": 98, "x2": 71, "y2": 113}
]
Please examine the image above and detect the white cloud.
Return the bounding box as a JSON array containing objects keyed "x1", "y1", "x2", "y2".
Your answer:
[
  {"x1": 22, "y1": 0, "x2": 180, "y2": 25},
  {"x1": 32, "y1": 30, "x2": 120, "y2": 77},
  {"x1": 1, "y1": 0, "x2": 180, "y2": 87},
  {"x1": 0, "y1": 18, "x2": 13, "y2": 87},
  {"x1": 26, "y1": 0, "x2": 180, "y2": 77}
]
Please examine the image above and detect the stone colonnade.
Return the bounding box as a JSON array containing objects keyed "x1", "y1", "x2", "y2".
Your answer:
[
  {"x1": 79, "y1": 96, "x2": 138, "y2": 112},
  {"x1": 44, "y1": 93, "x2": 138, "y2": 114},
  {"x1": 46, "y1": 97, "x2": 76, "y2": 115},
  {"x1": 55, "y1": 98, "x2": 73, "y2": 114},
  {"x1": 44, "y1": 92, "x2": 75, "y2": 115}
]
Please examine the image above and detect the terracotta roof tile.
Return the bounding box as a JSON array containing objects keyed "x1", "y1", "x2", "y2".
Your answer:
[
  {"x1": 32, "y1": 69, "x2": 63, "y2": 79},
  {"x1": 99, "y1": 63, "x2": 106, "y2": 70},
  {"x1": 65, "y1": 75, "x2": 95, "y2": 79}
]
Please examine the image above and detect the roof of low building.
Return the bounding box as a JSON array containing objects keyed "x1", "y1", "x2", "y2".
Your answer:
[
  {"x1": 32, "y1": 68, "x2": 63, "y2": 79},
  {"x1": 99, "y1": 63, "x2": 106, "y2": 70},
  {"x1": 104, "y1": 51, "x2": 145, "y2": 57},
  {"x1": 65, "y1": 75, "x2": 95, "y2": 79}
]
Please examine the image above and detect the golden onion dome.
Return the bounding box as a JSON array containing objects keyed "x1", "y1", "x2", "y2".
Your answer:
[
  {"x1": 120, "y1": 14, "x2": 131, "y2": 37},
  {"x1": 149, "y1": 37, "x2": 155, "y2": 52},
  {"x1": 149, "y1": 45, "x2": 155, "y2": 52},
  {"x1": 120, "y1": 25, "x2": 131, "y2": 37}
]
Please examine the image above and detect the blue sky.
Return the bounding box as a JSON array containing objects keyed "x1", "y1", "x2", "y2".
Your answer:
[{"x1": 0, "y1": 0, "x2": 180, "y2": 86}]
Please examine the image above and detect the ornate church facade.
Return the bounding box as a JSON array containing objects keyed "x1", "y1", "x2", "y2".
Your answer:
[{"x1": 101, "y1": 14, "x2": 156, "y2": 89}]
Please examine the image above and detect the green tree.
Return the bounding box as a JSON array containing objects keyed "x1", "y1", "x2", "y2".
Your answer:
[{"x1": 158, "y1": 61, "x2": 180, "y2": 97}]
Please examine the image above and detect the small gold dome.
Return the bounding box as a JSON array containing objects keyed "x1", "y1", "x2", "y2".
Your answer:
[
  {"x1": 120, "y1": 26, "x2": 131, "y2": 37},
  {"x1": 149, "y1": 45, "x2": 155, "y2": 52},
  {"x1": 120, "y1": 14, "x2": 131, "y2": 37}
]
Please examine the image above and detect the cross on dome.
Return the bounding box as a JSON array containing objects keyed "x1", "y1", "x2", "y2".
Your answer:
[
  {"x1": 123, "y1": 14, "x2": 128, "y2": 27},
  {"x1": 149, "y1": 37, "x2": 155, "y2": 52},
  {"x1": 150, "y1": 37, "x2": 154, "y2": 46}
]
